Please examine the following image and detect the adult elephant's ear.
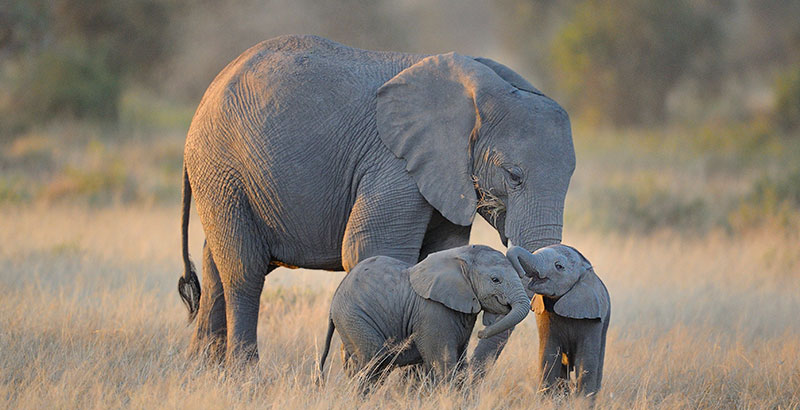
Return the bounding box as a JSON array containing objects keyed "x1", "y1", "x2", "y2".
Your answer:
[
  {"x1": 553, "y1": 271, "x2": 610, "y2": 321},
  {"x1": 409, "y1": 250, "x2": 481, "y2": 314},
  {"x1": 377, "y1": 52, "x2": 508, "y2": 226},
  {"x1": 472, "y1": 57, "x2": 544, "y2": 96}
]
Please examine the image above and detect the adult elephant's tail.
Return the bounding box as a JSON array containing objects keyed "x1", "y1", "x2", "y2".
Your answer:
[
  {"x1": 178, "y1": 163, "x2": 201, "y2": 322},
  {"x1": 317, "y1": 318, "x2": 336, "y2": 386}
]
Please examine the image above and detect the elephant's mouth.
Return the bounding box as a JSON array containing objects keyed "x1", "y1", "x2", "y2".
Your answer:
[
  {"x1": 494, "y1": 295, "x2": 512, "y2": 314},
  {"x1": 527, "y1": 275, "x2": 548, "y2": 291}
]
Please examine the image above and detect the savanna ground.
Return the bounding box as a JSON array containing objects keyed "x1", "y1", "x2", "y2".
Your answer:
[{"x1": 1, "y1": 118, "x2": 799, "y2": 408}]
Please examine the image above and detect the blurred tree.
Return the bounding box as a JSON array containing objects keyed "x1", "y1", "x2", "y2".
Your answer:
[
  {"x1": 12, "y1": 42, "x2": 121, "y2": 123},
  {"x1": 549, "y1": 0, "x2": 720, "y2": 125},
  {"x1": 775, "y1": 65, "x2": 800, "y2": 131},
  {"x1": 0, "y1": 0, "x2": 180, "y2": 131},
  {"x1": 51, "y1": 0, "x2": 175, "y2": 80},
  {"x1": 0, "y1": 0, "x2": 50, "y2": 58},
  {"x1": 492, "y1": 0, "x2": 579, "y2": 92},
  {"x1": 741, "y1": 0, "x2": 800, "y2": 70}
]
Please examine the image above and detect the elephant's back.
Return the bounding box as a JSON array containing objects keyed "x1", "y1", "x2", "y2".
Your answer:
[
  {"x1": 186, "y1": 35, "x2": 419, "y2": 151},
  {"x1": 188, "y1": 35, "x2": 423, "y2": 140}
]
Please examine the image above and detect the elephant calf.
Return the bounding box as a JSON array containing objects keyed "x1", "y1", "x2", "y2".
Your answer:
[
  {"x1": 319, "y1": 245, "x2": 530, "y2": 387},
  {"x1": 507, "y1": 244, "x2": 610, "y2": 398}
]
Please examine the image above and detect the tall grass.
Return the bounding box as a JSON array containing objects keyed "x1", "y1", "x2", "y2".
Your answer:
[{"x1": 1, "y1": 205, "x2": 797, "y2": 409}]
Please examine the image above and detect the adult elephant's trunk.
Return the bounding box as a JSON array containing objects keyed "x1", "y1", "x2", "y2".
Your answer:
[
  {"x1": 472, "y1": 196, "x2": 564, "y2": 367},
  {"x1": 478, "y1": 285, "x2": 530, "y2": 340},
  {"x1": 505, "y1": 197, "x2": 564, "y2": 254}
]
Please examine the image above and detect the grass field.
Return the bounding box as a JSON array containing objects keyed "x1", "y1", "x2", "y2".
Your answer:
[{"x1": 1, "y1": 124, "x2": 799, "y2": 408}]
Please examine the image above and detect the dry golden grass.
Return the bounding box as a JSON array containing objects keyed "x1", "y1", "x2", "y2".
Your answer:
[{"x1": 1, "y1": 204, "x2": 798, "y2": 409}]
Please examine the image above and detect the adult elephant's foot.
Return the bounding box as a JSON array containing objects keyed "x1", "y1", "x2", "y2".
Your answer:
[
  {"x1": 188, "y1": 333, "x2": 226, "y2": 364},
  {"x1": 225, "y1": 341, "x2": 260, "y2": 366}
]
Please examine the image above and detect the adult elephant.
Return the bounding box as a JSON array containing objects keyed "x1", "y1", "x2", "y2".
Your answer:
[{"x1": 178, "y1": 35, "x2": 575, "y2": 365}]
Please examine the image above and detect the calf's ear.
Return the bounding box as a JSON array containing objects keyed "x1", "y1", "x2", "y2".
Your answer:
[
  {"x1": 553, "y1": 271, "x2": 609, "y2": 321},
  {"x1": 409, "y1": 251, "x2": 481, "y2": 314}
]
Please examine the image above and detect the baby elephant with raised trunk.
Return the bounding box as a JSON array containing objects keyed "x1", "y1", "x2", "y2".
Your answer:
[
  {"x1": 319, "y1": 245, "x2": 530, "y2": 387},
  {"x1": 507, "y1": 244, "x2": 610, "y2": 398}
]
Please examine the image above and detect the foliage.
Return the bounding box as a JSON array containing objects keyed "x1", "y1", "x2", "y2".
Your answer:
[
  {"x1": 2, "y1": 0, "x2": 800, "y2": 133},
  {"x1": 0, "y1": 0, "x2": 179, "y2": 132},
  {"x1": 550, "y1": 0, "x2": 719, "y2": 125},
  {"x1": 775, "y1": 65, "x2": 800, "y2": 132},
  {"x1": 589, "y1": 178, "x2": 708, "y2": 233},
  {"x1": 50, "y1": 0, "x2": 175, "y2": 79},
  {"x1": 0, "y1": 122, "x2": 184, "y2": 205},
  {"x1": 691, "y1": 117, "x2": 777, "y2": 159},
  {"x1": 728, "y1": 170, "x2": 800, "y2": 232},
  {"x1": 6, "y1": 42, "x2": 121, "y2": 128}
]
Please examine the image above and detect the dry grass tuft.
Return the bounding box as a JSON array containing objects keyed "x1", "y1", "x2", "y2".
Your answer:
[{"x1": 1, "y1": 206, "x2": 798, "y2": 409}]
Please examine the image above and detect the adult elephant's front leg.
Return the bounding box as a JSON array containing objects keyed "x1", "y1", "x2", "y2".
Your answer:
[
  {"x1": 418, "y1": 210, "x2": 471, "y2": 261},
  {"x1": 341, "y1": 173, "x2": 433, "y2": 269}
]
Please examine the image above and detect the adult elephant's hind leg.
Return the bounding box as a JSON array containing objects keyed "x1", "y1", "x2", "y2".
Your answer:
[
  {"x1": 189, "y1": 241, "x2": 227, "y2": 361},
  {"x1": 204, "y1": 200, "x2": 272, "y2": 365}
]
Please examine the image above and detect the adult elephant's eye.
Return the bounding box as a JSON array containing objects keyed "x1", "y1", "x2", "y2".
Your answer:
[
  {"x1": 491, "y1": 276, "x2": 501, "y2": 283},
  {"x1": 504, "y1": 166, "x2": 523, "y2": 187}
]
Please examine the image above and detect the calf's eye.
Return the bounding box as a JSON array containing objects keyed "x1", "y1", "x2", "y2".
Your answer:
[{"x1": 554, "y1": 262, "x2": 564, "y2": 271}]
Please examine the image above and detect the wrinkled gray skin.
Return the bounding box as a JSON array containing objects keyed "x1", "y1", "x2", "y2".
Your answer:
[
  {"x1": 319, "y1": 245, "x2": 530, "y2": 387},
  {"x1": 506, "y1": 245, "x2": 610, "y2": 398},
  {"x1": 178, "y1": 35, "x2": 575, "y2": 364}
]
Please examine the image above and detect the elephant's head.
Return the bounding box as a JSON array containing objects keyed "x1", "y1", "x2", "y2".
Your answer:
[
  {"x1": 506, "y1": 244, "x2": 609, "y2": 320},
  {"x1": 377, "y1": 53, "x2": 575, "y2": 254},
  {"x1": 409, "y1": 245, "x2": 531, "y2": 339}
]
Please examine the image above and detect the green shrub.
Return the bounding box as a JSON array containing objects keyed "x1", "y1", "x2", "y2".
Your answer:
[
  {"x1": 691, "y1": 118, "x2": 776, "y2": 158},
  {"x1": 551, "y1": 0, "x2": 719, "y2": 125},
  {"x1": 0, "y1": 0, "x2": 179, "y2": 133},
  {"x1": 728, "y1": 170, "x2": 800, "y2": 231},
  {"x1": 117, "y1": 88, "x2": 195, "y2": 131},
  {"x1": 8, "y1": 44, "x2": 121, "y2": 126},
  {"x1": 775, "y1": 66, "x2": 800, "y2": 132},
  {"x1": 0, "y1": 176, "x2": 31, "y2": 204},
  {"x1": 589, "y1": 178, "x2": 708, "y2": 232},
  {"x1": 41, "y1": 160, "x2": 138, "y2": 204}
]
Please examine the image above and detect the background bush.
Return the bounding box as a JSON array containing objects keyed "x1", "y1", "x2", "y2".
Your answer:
[
  {"x1": 11, "y1": 43, "x2": 120, "y2": 125},
  {"x1": 1, "y1": 0, "x2": 798, "y2": 133},
  {"x1": 775, "y1": 66, "x2": 800, "y2": 131},
  {"x1": 549, "y1": 0, "x2": 719, "y2": 126},
  {"x1": 0, "y1": 0, "x2": 798, "y2": 230},
  {"x1": 0, "y1": 0, "x2": 177, "y2": 132}
]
